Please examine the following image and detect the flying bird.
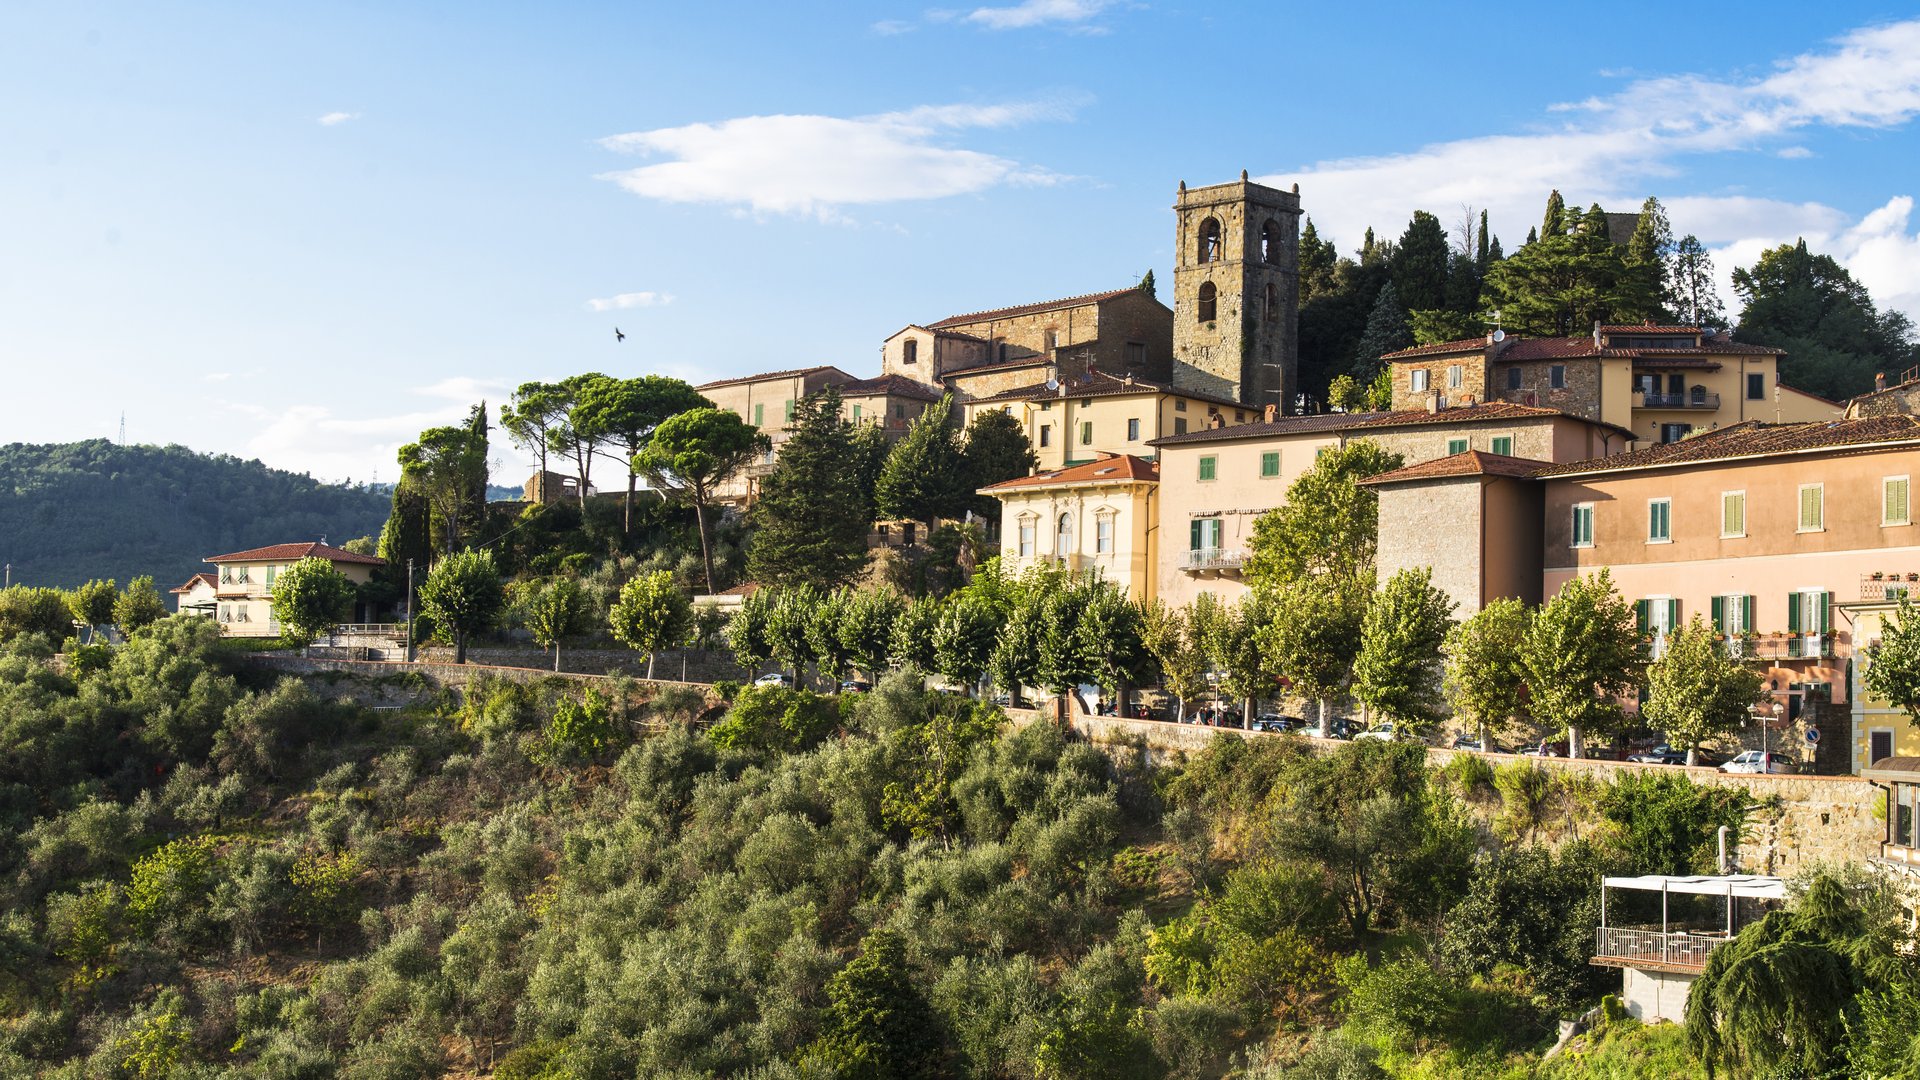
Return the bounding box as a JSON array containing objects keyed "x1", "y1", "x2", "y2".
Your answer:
[{"x1": 614, "y1": 327, "x2": 626, "y2": 342}]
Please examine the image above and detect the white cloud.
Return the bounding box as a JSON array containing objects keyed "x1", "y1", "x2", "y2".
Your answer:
[
  {"x1": 1257, "y1": 18, "x2": 1920, "y2": 321},
  {"x1": 585, "y1": 291, "x2": 673, "y2": 312},
  {"x1": 870, "y1": 18, "x2": 914, "y2": 35},
  {"x1": 317, "y1": 111, "x2": 360, "y2": 126},
  {"x1": 412, "y1": 376, "x2": 510, "y2": 403},
  {"x1": 1777, "y1": 146, "x2": 1814, "y2": 159},
  {"x1": 963, "y1": 0, "x2": 1116, "y2": 30},
  {"x1": 596, "y1": 98, "x2": 1076, "y2": 219},
  {"x1": 222, "y1": 378, "x2": 520, "y2": 484}
]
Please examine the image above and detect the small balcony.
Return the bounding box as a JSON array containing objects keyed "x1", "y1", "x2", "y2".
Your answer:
[
  {"x1": 1862, "y1": 575, "x2": 1920, "y2": 602},
  {"x1": 1592, "y1": 926, "x2": 1725, "y2": 972},
  {"x1": 1182, "y1": 548, "x2": 1246, "y2": 573},
  {"x1": 1634, "y1": 389, "x2": 1720, "y2": 410}
]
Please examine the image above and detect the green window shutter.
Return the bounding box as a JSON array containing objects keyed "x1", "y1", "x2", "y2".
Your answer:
[
  {"x1": 1889, "y1": 478, "x2": 1910, "y2": 523},
  {"x1": 1787, "y1": 593, "x2": 1801, "y2": 635},
  {"x1": 1635, "y1": 600, "x2": 1649, "y2": 636},
  {"x1": 852, "y1": 404, "x2": 861, "y2": 421},
  {"x1": 1667, "y1": 599, "x2": 1681, "y2": 629},
  {"x1": 1080, "y1": 421, "x2": 1092, "y2": 445},
  {"x1": 1190, "y1": 520, "x2": 1203, "y2": 551},
  {"x1": 1711, "y1": 595, "x2": 1725, "y2": 632},
  {"x1": 754, "y1": 403, "x2": 764, "y2": 427},
  {"x1": 1198, "y1": 456, "x2": 1216, "y2": 481},
  {"x1": 1741, "y1": 595, "x2": 1755, "y2": 632},
  {"x1": 1818, "y1": 590, "x2": 1832, "y2": 634},
  {"x1": 783, "y1": 399, "x2": 794, "y2": 422},
  {"x1": 1491, "y1": 436, "x2": 1513, "y2": 455},
  {"x1": 1260, "y1": 452, "x2": 1279, "y2": 477},
  {"x1": 1447, "y1": 438, "x2": 1468, "y2": 455}
]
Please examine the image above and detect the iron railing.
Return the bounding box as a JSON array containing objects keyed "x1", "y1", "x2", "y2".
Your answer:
[
  {"x1": 1637, "y1": 391, "x2": 1721, "y2": 410},
  {"x1": 1594, "y1": 926, "x2": 1725, "y2": 970},
  {"x1": 1862, "y1": 576, "x2": 1918, "y2": 602},
  {"x1": 1183, "y1": 548, "x2": 1246, "y2": 572}
]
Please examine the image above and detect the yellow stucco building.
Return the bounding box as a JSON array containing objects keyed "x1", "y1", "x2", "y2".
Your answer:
[{"x1": 977, "y1": 453, "x2": 1160, "y2": 602}]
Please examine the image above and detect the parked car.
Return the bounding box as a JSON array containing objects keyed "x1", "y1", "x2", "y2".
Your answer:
[
  {"x1": 1354, "y1": 721, "x2": 1404, "y2": 742},
  {"x1": 1627, "y1": 744, "x2": 1687, "y2": 765},
  {"x1": 838, "y1": 679, "x2": 871, "y2": 694},
  {"x1": 1251, "y1": 714, "x2": 1298, "y2": 734},
  {"x1": 753, "y1": 672, "x2": 794, "y2": 688},
  {"x1": 1307, "y1": 718, "x2": 1358, "y2": 740},
  {"x1": 1449, "y1": 735, "x2": 1503, "y2": 753},
  {"x1": 1720, "y1": 750, "x2": 1794, "y2": 775}
]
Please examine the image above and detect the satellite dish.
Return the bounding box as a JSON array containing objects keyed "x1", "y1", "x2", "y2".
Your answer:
[
  {"x1": 1491, "y1": 329, "x2": 1506, "y2": 342},
  {"x1": 1045, "y1": 378, "x2": 1060, "y2": 391}
]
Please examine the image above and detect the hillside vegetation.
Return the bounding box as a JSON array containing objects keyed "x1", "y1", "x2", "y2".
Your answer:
[
  {"x1": 3, "y1": 618, "x2": 1914, "y2": 1078},
  {"x1": 0, "y1": 441, "x2": 391, "y2": 589}
]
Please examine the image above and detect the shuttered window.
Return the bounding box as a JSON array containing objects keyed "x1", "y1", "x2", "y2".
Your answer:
[
  {"x1": 1198, "y1": 456, "x2": 1217, "y2": 482},
  {"x1": 1260, "y1": 452, "x2": 1280, "y2": 478},
  {"x1": 1886, "y1": 477, "x2": 1911, "y2": 526},
  {"x1": 1571, "y1": 504, "x2": 1594, "y2": 548},
  {"x1": 1721, "y1": 491, "x2": 1746, "y2": 538},
  {"x1": 1798, "y1": 483, "x2": 1824, "y2": 531},
  {"x1": 1648, "y1": 499, "x2": 1671, "y2": 542},
  {"x1": 1491, "y1": 436, "x2": 1513, "y2": 455},
  {"x1": 1446, "y1": 438, "x2": 1469, "y2": 455}
]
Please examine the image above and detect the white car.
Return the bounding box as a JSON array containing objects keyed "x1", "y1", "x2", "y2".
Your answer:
[
  {"x1": 752, "y1": 672, "x2": 794, "y2": 688},
  {"x1": 1354, "y1": 722, "x2": 1402, "y2": 742},
  {"x1": 1719, "y1": 750, "x2": 1792, "y2": 775}
]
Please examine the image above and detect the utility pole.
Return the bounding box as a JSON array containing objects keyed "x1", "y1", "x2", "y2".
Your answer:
[
  {"x1": 405, "y1": 558, "x2": 416, "y2": 663},
  {"x1": 3, "y1": 564, "x2": 9, "y2": 588}
]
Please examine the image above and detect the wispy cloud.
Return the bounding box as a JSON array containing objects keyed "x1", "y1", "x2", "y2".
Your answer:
[
  {"x1": 413, "y1": 376, "x2": 509, "y2": 403},
  {"x1": 224, "y1": 378, "x2": 514, "y2": 483},
  {"x1": 316, "y1": 111, "x2": 360, "y2": 126},
  {"x1": 1258, "y1": 18, "x2": 1920, "y2": 320},
  {"x1": 585, "y1": 290, "x2": 673, "y2": 312},
  {"x1": 962, "y1": 0, "x2": 1118, "y2": 30},
  {"x1": 870, "y1": 18, "x2": 914, "y2": 35},
  {"x1": 596, "y1": 98, "x2": 1078, "y2": 220}
]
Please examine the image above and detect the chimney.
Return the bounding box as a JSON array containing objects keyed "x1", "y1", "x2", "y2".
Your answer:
[
  {"x1": 1877, "y1": 372, "x2": 1888, "y2": 391},
  {"x1": 1263, "y1": 403, "x2": 1277, "y2": 422},
  {"x1": 1462, "y1": 394, "x2": 1476, "y2": 407},
  {"x1": 1593, "y1": 320, "x2": 1604, "y2": 347},
  {"x1": 1208, "y1": 412, "x2": 1225, "y2": 429},
  {"x1": 1425, "y1": 394, "x2": 1441, "y2": 414}
]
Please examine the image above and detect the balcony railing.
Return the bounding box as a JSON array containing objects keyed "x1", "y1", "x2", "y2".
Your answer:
[
  {"x1": 1636, "y1": 390, "x2": 1721, "y2": 410},
  {"x1": 1719, "y1": 635, "x2": 1834, "y2": 660},
  {"x1": 1183, "y1": 548, "x2": 1246, "y2": 572},
  {"x1": 1862, "y1": 576, "x2": 1919, "y2": 602},
  {"x1": 1594, "y1": 926, "x2": 1727, "y2": 971}
]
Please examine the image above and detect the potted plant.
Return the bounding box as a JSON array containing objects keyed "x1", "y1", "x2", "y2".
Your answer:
[
  {"x1": 1908, "y1": 573, "x2": 1918, "y2": 582},
  {"x1": 1873, "y1": 571, "x2": 1886, "y2": 580}
]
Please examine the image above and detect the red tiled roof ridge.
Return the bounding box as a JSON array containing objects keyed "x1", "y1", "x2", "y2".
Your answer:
[
  {"x1": 1598, "y1": 323, "x2": 1701, "y2": 333},
  {"x1": 1358, "y1": 450, "x2": 1556, "y2": 485},
  {"x1": 970, "y1": 369, "x2": 1245, "y2": 410},
  {"x1": 206, "y1": 541, "x2": 385, "y2": 566},
  {"x1": 1532, "y1": 416, "x2": 1920, "y2": 478},
  {"x1": 1380, "y1": 337, "x2": 1491, "y2": 360},
  {"x1": 696, "y1": 365, "x2": 851, "y2": 391},
  {"x1": 978, "y1": 452, "x2": 1158, "y2": 492},
  {"x1": 171, "y1": 572, "x2": 216, "y2": 593},
  {"x1": 927, "y1": 286, "x2": 1143, "y2": 329},
  {"x1": 839, "y1": 373, "x2": 943, "y2": 400}
]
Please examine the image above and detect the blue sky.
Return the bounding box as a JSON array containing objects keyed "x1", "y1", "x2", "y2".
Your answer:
[{"x1": 4, "y1": 2, "x2": 1917, "y2": 484}]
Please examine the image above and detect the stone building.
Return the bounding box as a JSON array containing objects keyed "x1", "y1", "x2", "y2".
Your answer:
[
  {"x1": 1170, "y1": 173, "x2": 1300, "y2": 410},
  {"x1": 1847, "y1": 369, "x2": 1920, "y2": 418},
  {"x1": 881, "y1": 285, "x2": 1174, "y2": 398},
  {"x1": 697, "y1": 365, "x2": 857, "y2": 503},
  {"x1": 837, "y1": 374, "x2": 946, "y2": 441},
  {"x1": 1359, "y1": 451, "x2": 1551, "y2": 616},
  {"x1": 1383, "y1": 323, "x2": 1840, "y2": 446},
  {"x1": 959, "y1": 368, "x2": 1254, "y2": 471}
]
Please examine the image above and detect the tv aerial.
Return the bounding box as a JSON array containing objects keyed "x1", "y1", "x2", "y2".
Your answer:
[{"x1": 1492, "y1": 329, "x2": 1506, "y2": 342}]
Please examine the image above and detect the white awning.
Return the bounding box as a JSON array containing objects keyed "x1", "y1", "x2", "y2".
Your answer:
[{"x1": 1602, "y1": 874, "x2": 1786, "y2": 900}]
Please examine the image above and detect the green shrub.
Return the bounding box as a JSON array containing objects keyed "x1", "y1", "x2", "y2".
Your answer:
[
  {"x1": 705, "y1": 686, "x2": 839, "y2": 754},
  {"x1": 545, "y1": 687, "x2": 616, "y2": 763},
  {"x1": 126, "y1": 835, "x2": 219, "y2": 946},
  {"x1": 1337, "y1": 954, "x2": 1459, "y2": 1051}
]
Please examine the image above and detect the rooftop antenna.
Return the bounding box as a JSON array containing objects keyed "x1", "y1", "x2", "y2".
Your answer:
[{"x1": 118, "y1": 412, "x2": 126, "y2": 445}]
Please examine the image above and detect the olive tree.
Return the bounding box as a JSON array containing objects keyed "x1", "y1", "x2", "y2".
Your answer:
[
  {"x1": 416, "y1": 549, "x2": 506, "y2": 664},
  {"x1": 609, "y1": 571, "x2": 693, "y2": 680},
  {"x1": 269, "y1": 557, "x2": 359, "y2": 648}
]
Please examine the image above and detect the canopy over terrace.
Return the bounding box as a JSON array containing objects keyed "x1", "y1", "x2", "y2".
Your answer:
[{"x1": 1594, "y1": 874, "x2": 1785, "y2": 973}]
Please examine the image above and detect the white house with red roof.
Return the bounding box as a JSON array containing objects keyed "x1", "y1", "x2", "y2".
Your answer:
[
  {"x1": 204, "y1": 541, "x2": 385, "y2": 637},
  {"x1": 977, "y1": 452, "x2": 1161, "y2": 602},
  {"x1": 170, "y1": 573, "x2": 217, "y2": 617}
]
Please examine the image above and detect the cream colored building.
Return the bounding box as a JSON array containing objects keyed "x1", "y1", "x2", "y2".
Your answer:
[
  {"x1": 978, "y1": 453, "x2": 1159, "y2": 602},
  {"x1": 697, "y1": 365, "x2": 856, "y2": 503},
  {"x1": 1148, "y1": 402, "x2": 1632, "y2": 608},
  {"x1": 171, "y1": 573, "x2": 216, "y2": 617},
  {"x1": 206, "y1": 541, "x2": 385, "y2": 638},
  {"x1": 961, "y1": 370, "x2": 1258, "y2": 471},
  {"x1": 1384, "y1": 323, "x2": 1841, "y2": 447}
]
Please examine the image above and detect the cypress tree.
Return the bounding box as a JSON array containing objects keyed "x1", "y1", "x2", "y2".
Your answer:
[
  {"x1": 1541, "y1": 190, "x2": 1566, "y2": 238},
  {"x1": 1351, "y1": 282, "x2": 1413, "y2": 379},
  {"x1": 1524, "y1": 226, "x2": 1537, "y2": 247},
  {"x1": 1620, "y1": 196, "x2": 1675, "y2": 323},
  {"x1": 1391, "y1": 210, "x2": 1450, "y2": 312},
  {"x1": 747, "y1": 387, "x2": 870, "y2": 590},
  {"x1": 875, "y1": 394, "x2": 968, "y2": 523},
  {"x1": 1475, "y1": 209, "x2": 1491, "y2": 273}
]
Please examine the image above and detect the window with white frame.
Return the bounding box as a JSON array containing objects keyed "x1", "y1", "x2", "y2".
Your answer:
[
  {"x1": 1447, "y1": 364, "x2": 1463, "y2": 388},
  {"x1": 1799, "y1": 483, "x2": 1825, "y2": 532},
  {"x1": 1055, "y1": 513, "x2": 1073, "y2": 556},
  {"x1": 1721, "y1": 491, "x2": 1746, "y2": 538},
  {"x1": 1887, "y1": 476, "x2": 1911, "y2": 526},
  {"x1": 1410, "y1": 369, "x2": 1430, "y2": 392},
  {"x1": 1648, "y1": 498, "x2": 1672, "y2": 543},
  {"x1": 1571, "y1": 503, "x2": 1594, "y2": 548},
  {"x1": 1094, "y1": 514, "x2": 1114, "y2": 554},
  {"x1": 1017, "y1": 517, "x2": 1036, "y2": 558}
]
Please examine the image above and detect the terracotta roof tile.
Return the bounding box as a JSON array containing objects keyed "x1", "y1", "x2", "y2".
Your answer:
[
  {"x1": 978, "y1": 452, "x2": 1159, "y2": 493},
  {"x1": 1599, "y1": 323, "x2": 1702, "y2": 333},
  {"x1": 1357, "y1": 450, "x2": 1555, "y2": 486},
  {"x1": 696, "y1": 365, "x2": 852, "y2": 391},
  {"x1": 1380, "y1": 337, "x2": 1492, "y2": 360},
  {"x1": 1148, "y1": 401, "x2": 1637, "y2": 447},
  {"x1": 837, "y1": 374, "x2": 944, "y2": 401},
  {"x1": 206, "y1": 542, "x2": 386, "y2": 566},
  {"x1": 171, "y1": 572, "x2": 216, "y2": 594},
  {"x1": 928, "y1": 286, "x2": 1144, "y2": 329},
  {"x1": 1533, "y1": 417, "x2": 1920, "y2": 478},
  {"x1": 1495, "y1": 336, "x2": 1784, "y2": 361}
]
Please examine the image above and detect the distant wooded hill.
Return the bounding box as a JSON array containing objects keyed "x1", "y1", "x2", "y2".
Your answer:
[{"x1": 0, "y1": 440, "x2": 392, "y2": 590}]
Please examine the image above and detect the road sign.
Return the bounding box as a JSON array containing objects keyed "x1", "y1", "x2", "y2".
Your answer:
[{"x1": 1805, "y1": 726, "x2": 1821, "y2": 744}]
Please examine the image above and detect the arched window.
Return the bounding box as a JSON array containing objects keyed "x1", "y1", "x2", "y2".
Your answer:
[
  {"x1": 1265, "y1": 282, "x2": 1279, "y2": 321},
  {"x1": 1196, "y1": 281, "x2": 1217, "y2": 323},
  {"x1": 1056, "y1": 512, "x2": 1074, "y2": 557},
  {"x1": 1197, "y1": 217, "x2": 1222, "y2": 264},
  {"x1": 1262, "y1": 220, "x2": 1284, "y2": 265},
  {"x1": 902, "y1": 338, "x2": 918, "y2": 364},
  {"x1": 996, "y1": 340, "x2": 1008, "y2": 363}
]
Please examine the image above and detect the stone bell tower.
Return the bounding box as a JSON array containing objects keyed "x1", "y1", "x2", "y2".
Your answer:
[{"x1": 1171, "y1": 172, "x2": 1301, "y2": 410}]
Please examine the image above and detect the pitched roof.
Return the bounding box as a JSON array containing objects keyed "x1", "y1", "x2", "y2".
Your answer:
[
  {"x1": 1533, "y1": 417, "x2": 1920, "y2": 478},
  {"x1": 1148, "y1": 401, "x2": 1631, "y2": 448},
  {"x1": 927, "y1": 286, "x2": 1144, "y2": 329},
  {"x1": 1496, "y1": 336, "x2": 1784, "y2": 361},
  {"x1": 171, "y1": 572, "x2": 216, "y2": 594},
  {"x1": 969, "y1": 369, "x2": 1247, "y2": 411},
  {"x1": 206, "y1": 542, "x2": 386, "y2": 566},
  {"x1": 1381, "y1": 337, "x2": 1491, "y2": 360},
  {"x1": 837, "y1": 374, "x2": 944, "y2": 402},
  {"x1": 1357, "y1": 450, "x2": 1555, "y2": 486},
  {"x1": 1598, "y1": 323, "x2": 1701, "y2": 333},
  {"x1": 939, "y1": 355, "x2": 1055, "y2": 380},
  {"x1": 978, "y1": 453, "x2": 1158, "y2": 493},
  {"x1": 696, "y1": 365, "x2": 852, "y2": 391}
]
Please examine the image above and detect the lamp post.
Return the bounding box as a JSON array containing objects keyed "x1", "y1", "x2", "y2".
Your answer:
[{"x1": 404, "y1": 558, "x2": 415, "y2": 664}]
